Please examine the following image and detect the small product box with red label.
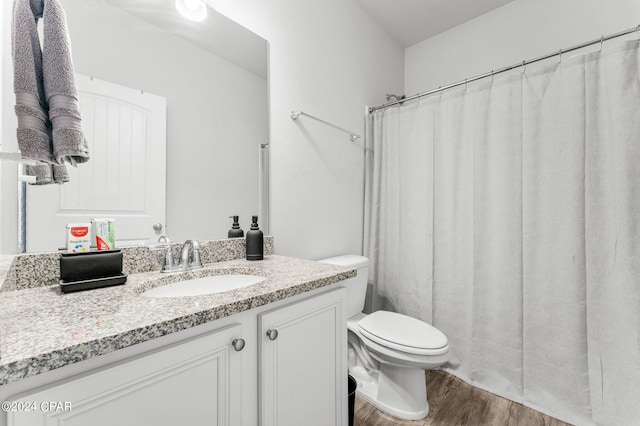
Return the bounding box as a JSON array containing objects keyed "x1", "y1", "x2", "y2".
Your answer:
[
  {"x1": 67, "y1": 223, "x2": 91, "y2": 253},
  {"x1": 93, "y1": 218, "x2": 116, "y2": 251}
]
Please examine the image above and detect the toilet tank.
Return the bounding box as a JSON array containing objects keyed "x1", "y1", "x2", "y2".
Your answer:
[{"x1": 318, "y1": 255, "x2": 369, "y2": 318}]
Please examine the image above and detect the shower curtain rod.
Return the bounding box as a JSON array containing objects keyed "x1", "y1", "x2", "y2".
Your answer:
[{"x1": 369, "y1": 24, "x2": 640, "y2": 113}]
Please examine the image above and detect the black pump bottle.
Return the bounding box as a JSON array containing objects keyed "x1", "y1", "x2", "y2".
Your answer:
[
  {"x1": 246, "y1": 215, "x2": 263, "y2": 261},
  {"x1": 228, "y1": 216, "x2": 244, "y2": 238}
]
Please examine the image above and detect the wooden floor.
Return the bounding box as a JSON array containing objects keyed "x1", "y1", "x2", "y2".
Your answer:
[{"x1": 354, "y1": 370, "x2": 573, "y2": 426}]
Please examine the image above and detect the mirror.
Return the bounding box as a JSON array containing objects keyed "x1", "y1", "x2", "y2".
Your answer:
[{"x1": 0, "y1": 0, "x2": 269, "y2": 253}]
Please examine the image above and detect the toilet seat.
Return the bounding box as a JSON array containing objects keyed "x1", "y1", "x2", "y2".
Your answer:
[{"x1": 358, "y1": 311, "x2": 449, "y2": 356}]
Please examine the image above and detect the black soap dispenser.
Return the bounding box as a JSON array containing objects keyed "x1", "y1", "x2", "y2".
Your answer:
[
  {"x1": 246, "y1": 215, "x2": 263, "y2": 261},
  {"x1": 228, "y1": 216, "x2": 244, "y2": 238}
]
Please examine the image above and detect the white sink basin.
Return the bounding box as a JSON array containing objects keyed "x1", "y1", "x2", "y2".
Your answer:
[{"x1": 141, "y1": 274, "x2": 266, "y2": 298}]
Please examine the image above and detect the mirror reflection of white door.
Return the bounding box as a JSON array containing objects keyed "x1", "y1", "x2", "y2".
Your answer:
[{"x1": 26, "y1": 75, "x2": 167, "y2": 252}]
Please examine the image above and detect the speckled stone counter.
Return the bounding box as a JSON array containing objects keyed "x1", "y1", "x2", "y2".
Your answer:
[
  {"x1": 0, "y1": 257, "x2": 14, "y2": 289},
  {"x1": 0, "y1": 255, "x2": 355, "y2": 386},
  {"x1": 0, "y1": 236, "x2": 275, "y2": 292}
]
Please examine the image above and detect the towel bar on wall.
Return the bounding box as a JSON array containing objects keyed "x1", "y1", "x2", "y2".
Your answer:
[
  {"x1": 0, "y1": 151, "x2": 33, "y2": 163},
  {"x1": 0, "y1": 152, "x2": 37, "y2": 182},
  {"x1": 290, "y1": 110, "x2": 361, "y2": 142}
]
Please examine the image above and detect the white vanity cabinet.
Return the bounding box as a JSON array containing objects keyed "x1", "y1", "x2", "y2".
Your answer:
[
  {"x1": 6, "y1": 324, "x2": 245, "y2": 426},
  {"x1": 259, "y1": 287, "x2": 347, "y2": 426},
  {"x1": 2, "y1": 286, "x2": 348, "y2": 426}
]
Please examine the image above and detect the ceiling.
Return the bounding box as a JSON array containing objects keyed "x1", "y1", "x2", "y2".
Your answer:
[
  {"x1": 357, "y1": 0, "x2": 516, "y2": 47},
  {"x1": 105, "y1": 0, "x2": 268, "y2": 78}
]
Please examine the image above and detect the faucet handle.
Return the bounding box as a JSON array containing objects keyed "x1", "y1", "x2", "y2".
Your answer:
[
  {"x1": 191, "y1": 241, "x2": 202, "y2": 268},
  {"x1": 162, "y1": 245, "x2": 175, "y2": 272},
  {"x1": 191, "y1": 248, "x2": 202, "y2": 269}
]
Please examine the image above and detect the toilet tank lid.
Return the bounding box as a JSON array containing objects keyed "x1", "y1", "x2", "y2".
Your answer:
[{"x1": 318, "y1": 255, "x2": 369, "y2": 269}]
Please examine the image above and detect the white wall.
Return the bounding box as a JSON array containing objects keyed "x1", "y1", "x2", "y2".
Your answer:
[
  {"x1": 0, "y1": 0, "x2": 4, "y2": 250},
  {"x1": 206, "y1": 0, "x2": 404, "y2": 260},
  {"x1": 405, "y1": 0, "x2": 640, "y2": 95}
]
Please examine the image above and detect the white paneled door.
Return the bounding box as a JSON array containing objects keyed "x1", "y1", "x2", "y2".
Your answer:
[{"x1": 26, "y1": 75, "x2": 167, "y2": 252}]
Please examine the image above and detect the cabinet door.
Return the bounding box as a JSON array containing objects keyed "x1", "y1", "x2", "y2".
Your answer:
[
  {"x1": 259, "y1": 288, "x2": 347, "y2": 426},
  {"x1": 7, "y1": 323, "x2": 244, "y2": 426}
]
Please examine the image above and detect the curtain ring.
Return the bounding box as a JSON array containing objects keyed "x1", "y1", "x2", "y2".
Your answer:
[
  {"x1": 491, "y1": 70, "x2": 495, "y2": 83},
  {"x1": 636, "y1": 24, "x2": 640, "y2": 40},
  {"x1": 600, "y1": 35, "x2": 604, "y2": 51},
  {"x1": 558, "y1": 49, "x2": 562, "y2": 63},
  {"x1": 464, "y1": 78, "x2": 468, "y2": 89},
  {"x1": 521, "y1": 60, "x2": 526, "y2": 74}
]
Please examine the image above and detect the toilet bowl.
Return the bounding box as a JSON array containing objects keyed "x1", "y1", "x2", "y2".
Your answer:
[{"x1": 319, "y1": 255, "x2": 450, "y2": 421}]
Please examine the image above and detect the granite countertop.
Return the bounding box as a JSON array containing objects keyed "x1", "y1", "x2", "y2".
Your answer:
[
  {"x1": 0, "y1": 256, "x2": 14, "y2": 288},
  {"x1": 0, "y1": 255, "x2": 356, "y2": 386}
]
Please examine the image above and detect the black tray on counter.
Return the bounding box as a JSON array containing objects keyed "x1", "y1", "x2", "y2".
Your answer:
[{"x1": 59, "y1": 274, "x2": 128, "y2": 293}]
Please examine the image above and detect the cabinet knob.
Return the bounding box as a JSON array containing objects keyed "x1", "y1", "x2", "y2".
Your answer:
[
  {"x1": 266, "y1": 329, "x2": 279, "y2": 341},
  {"x1": 232, "y1": 338, "x2": 246, "y2": 351}
]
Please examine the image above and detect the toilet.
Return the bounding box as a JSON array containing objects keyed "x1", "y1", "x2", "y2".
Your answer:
[{"x1": 319, "y1": 255, "x2": 450, "y2": 421}]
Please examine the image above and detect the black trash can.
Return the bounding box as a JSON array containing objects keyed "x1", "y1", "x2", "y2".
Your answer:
[{"x1": 348, "y1": 374, "x2": 357, "y2": 426}]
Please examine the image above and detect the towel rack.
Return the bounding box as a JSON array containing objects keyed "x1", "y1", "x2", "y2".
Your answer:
[
  {"x1": 0, "y1": 152, "x2": 35, "y2": 252},
  {"x1": 0, "y1": 151, "x2": 30, "y2": 163},
  {"x1": 290, "y1": 111, "x2": 361, "y2": 142},
  {"x1": 0, "y1": 152, "x2": 37, "y2": 182}
]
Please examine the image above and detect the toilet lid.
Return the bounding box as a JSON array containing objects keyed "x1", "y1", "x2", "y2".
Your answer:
[{"x1": 358, "y1": 311, "x2": 448, "y2": 355}]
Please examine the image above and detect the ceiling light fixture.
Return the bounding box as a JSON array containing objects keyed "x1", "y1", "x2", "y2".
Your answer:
[{"x1": 175, "y1": 0, "x2": 207, "y2": 22}]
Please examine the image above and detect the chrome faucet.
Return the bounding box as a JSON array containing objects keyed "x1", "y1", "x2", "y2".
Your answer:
[
  {"x1": 178, "y1": 240, "x2": 202, "y2": 271},
  {"x1": 157, "y1": 239, "x2": 203, "y2": 273}
]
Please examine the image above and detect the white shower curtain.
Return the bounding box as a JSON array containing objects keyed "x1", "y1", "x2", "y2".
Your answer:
[{"x1": 364, "y1": 40, "x2": 640, "y2": 426}]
